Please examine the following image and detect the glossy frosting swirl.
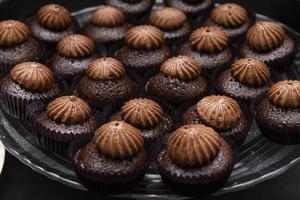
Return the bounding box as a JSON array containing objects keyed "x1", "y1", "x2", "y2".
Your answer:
[
  {"x1": 160, "y1": 55, "x2": 201, "y2": 81},
  {"x1": 46, "y1": 96, "x2": 91, "y2": 124},
  {"x1": 93, "y1": 121, "x2": 144, "y2": 159},
  {"x1": 0, "y1": 20, "x2": 30, "y2": 46},
  {"x1": 57, "y1": 34, "x2": 95, "y2": 58},
  {"x1": 10, "y1": 62, "x2": 54, "y2": 91},
  {"x1": 125, "y1": 25, "x2": 165, "y2": 50},
  {"x1": 231, "y1": 58, "x2": 270, "y2": 87},
  {"x1": 211, "y1": 3, "x2": 248, "y2": 27},
  {"x1": 121, "y1": 98, "x2": 164, "y2": 128},
  {"x1": 167, "y1": 124, "x2": 221, "y2": 168},
  {"x1": 197, "y1": 95, "x2": 242, "y2": 130},
  {"x1": 267, "y1": 80, "x2": 300, "y2": 108},
  {"x1": 91, "y1": 6, "x2": 125, "y2": 27},
  {"x1": 86, "y1": 57, "x2": 125, "y2": 81},
  {"x1": 189, "y1": 27, "x2": 228, "y2": 54},
  {"x1": 150, "y1": 7, "x2": 187, "y2": 30},
  {"x1": 246, "y1": 21, "x2": 285, "y2": 52},
  {"x1": 37, "y1": 4, "x2": 72, "y2": 30}
]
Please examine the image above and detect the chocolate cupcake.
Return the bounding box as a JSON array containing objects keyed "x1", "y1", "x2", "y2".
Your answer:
[
  {"x1": 203, "y1": 3, "x2": 254, "y2": 43},
  {"x1": 32, "y1": 96, "x2": 97, "y2": 153},
  {"x1": 255, "y1": 80, "x2": 300, "y2": 145},
  {"x1": 181, "y1": 95, "x2": 251, "y2": 146},
  {"x1": 145, "y1": 56, "x2": 208, "y2": 105},
  {"x1": 26, "y1": 4, "x2": 79, "y2": 51},
  {"x1": 109, "y1": 98, "x2": 173, "y2": 144},
  {"x1": 114, "y1": 25, "x2": 171, "y2": 82},
  {"x1": 0, "y1": 20, "x2": 44, "y2": 75},
  {"x1": 216, "y1": 58, "x2": 271, "y2": 105},
  {"x1": 157, "y1": 124, "x2": 235, "y2": 194},
  {"x1": 179, "y1": 27, "x2": 233, "y2": 74},
  {"x1": 83, "y1": 6, "x2": 131, "y2": 56},
  {"x1": 163, "y1": 0, "x2": 214, "y2": 24},
  {"x1": 240, "y1": 21, "x2": 296, "y2": 73},
  {"x1": 75, "y1": 57, "x2": 138, "y2": 110},
  {"x1": 104, "y1": 0, "x2": 154, "y2": 24},
  {"x1": 73, "y1": 121, "x2": 149, "y2": 193},
  {"x1": 149, "y1": 7, "x2": 191, "y2": 52},
  {"x1": 0, "y1": 62, "x2": 61, "y2": 119},
  {"x1": 48, "y1": 34, "x2": 97, "y2": 87}
]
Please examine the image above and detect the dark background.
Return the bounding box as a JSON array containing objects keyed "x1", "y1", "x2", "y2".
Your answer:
[{"x1": 1, "y1": 0, "x2": 300, "y2": 199}]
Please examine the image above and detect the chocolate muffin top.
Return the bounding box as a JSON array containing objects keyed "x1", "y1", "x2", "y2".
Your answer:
[
  {"x1": 93, "y1": 121, "x2": 144, "y2": 159},
  {"x1": 150, "y1": 7, "x2": 187, "y2": 30},
  {"x1": 91, "y1": 6, "x2": 125, "y2": 27},
  {"x1": 36, "y1": 4, "x2": 72, "y2": 30},
  {"x1": 189, "y1": 27, "x2": 229, "y2": 54},
  {"x1": 167, "y1": 124, "x2": 222, "y2": 168},
  {"x1": 197, "y1": 95, "x2": 242, "y2": 130},
  {"x1": 267, "y1": 80, "x2": 300, "y2": 108},
  {"x1": 57, "y1": 34, "x2": 95, "y2": 58},
  {"x1": 230, "y1": 58, "x2": 270, "y2": 87},
  {"x1": 210, "y1": 3, "x2": 248, "y2": 28},
  {"x1": 125, "y1": 25, "x2": 164, "y2": 50},
  {"x1": 160, "y1": 55, "x2": 201, "y2": 81},
  {"x1": 0, "y1": 20, "x2": 30, "y2": 47},
  {"x1": 246, "y1": 21, "x2": 286, "y2": 52},
  {"x1": 121, "y1": 98, "x2": 164, "y2": 129},
  {"x1": 10, "y1": 62, "x2": 54, "y2": 92},
  {"x1": 46, "y1": 96, "x2": 91, "y2": 125},
  {"x1": 86, "y1": 57, "x2": 125, "y2": 81}
]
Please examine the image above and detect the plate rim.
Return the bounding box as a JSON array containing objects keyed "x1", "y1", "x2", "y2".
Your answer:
[{"x1": 0, "y1": 140, "x2": 5, "y2": 175}]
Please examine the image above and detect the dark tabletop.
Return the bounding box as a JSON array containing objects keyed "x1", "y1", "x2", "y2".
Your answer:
[{"x1": 0, "y1": 0, "x2": 300, "y2": 199}]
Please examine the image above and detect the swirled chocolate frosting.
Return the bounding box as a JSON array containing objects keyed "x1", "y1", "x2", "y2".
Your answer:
[
  {"x1": 91, "y1": 6, "x2": 125, "y2": 27},
  {"x1": 0, "y1": 20, "x2": 30, "y2": 46}
]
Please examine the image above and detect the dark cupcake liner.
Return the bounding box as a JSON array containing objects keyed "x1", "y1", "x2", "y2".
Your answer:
[
  {"x1": 0, "y1": 62, "x2": 15, "y2": 76},
  {"x1": 166, "y1": 35, "x2": 190, "y2": 56},
  {"x1": 96, "y1": 41, "x2": 124, "y2": 57}
]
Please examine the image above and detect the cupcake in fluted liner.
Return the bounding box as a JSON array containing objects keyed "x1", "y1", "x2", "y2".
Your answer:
[
  {"x1": 181, "y1": 95, "x2": 251, "y2": 147},
  {"x1": 75, "y1": 57, "x2": 138, "y2": 115},
  {"x1": 179, "y1": 27, "x2": 234, "y2": 75},
  {"x1": 215, "y1": 58, "x2": 272, "y2": 113},
  {"x1": 149, "y1": 7, "x2": 192, "y2": 54},
  {"x1": 203, "y1": 3, "x2": 255, "y2": 45},
  {"x1": 145, "y1": 55, "x2": 208, "y2": 107},
  {"x1": 163, "y1": 0, "x2": 214, "y2": 27},
  {"x1": 240, "y1": 21, "x2": 296, "y2": 74},
  {"x1": 108, "y1": 98, "x2": 174, "y2": 157},
  {"x1": 114, "y1": 25, "x2": 171, "y2": 86},
  {"x1": 31, "y1": 96, "x2": 97, "y2": 153},
  {"x1": 157, "y1": 124, "x2": 235, "y2": 194},
  {"x1": 48, "y1": 34, "x2": 97, "y2": 90},
  {"x1": 26, "y1": 4, "x2": 79, "y2": 52},
  {"x1": 255, "y1": 80, "x2": 300, "y2": 145},
  {"x1": 73, "y1": 121, "x2": 149, "y2": 193},
  {"x1": 0, "y1": 20, "x2": 44, "y2": 75},
  {"x1": 83, "y1": 6, "x2": 131, "y2": 56},
  {"x1": 0, "y1": 62, "x2": 62, "y2": 120},
  {"x1": 104, "y1": 0, "x2": 154, "y2": 24}
]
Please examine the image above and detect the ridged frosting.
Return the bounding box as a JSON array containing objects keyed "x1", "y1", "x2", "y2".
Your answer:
[
  {"x1": 231, "y1": 58, "x2": 270, "y2": 87},
  {"x1": 150, "y1": 7, "x2": 187, "y2": 30},
  {"x1": 246, "y1": 21, "x2": 285, "y2": 52},
  {"x1": 91, "y1": 6, "x2": 125, "y2": 27},
  {"x1": 211, "y1": 3, "x2": 248, "y2": 27},
  {"x1": 0, "y1": 20, "x2": 30, "y2": 46},
  {"x1": 160, "y1": 55, "x2": 201, "y2": 81},
  {"x1": 189, "y1": 27, "x2": 228, "y2": 54},
  {"x1": 93, "y1": 121, "x2": 144, "y2": 159},
  {"x1": 197, "y1": 95, "x2": 242, "y2": 130},
  {"x1": 86, "y1": 57, "x2": 125, "y2": 81},
  {"x1": 167, "y1": 124, "x2": 222, "y2": 168},
  {"x1": 46, "y1": 96, "x2": 91, "y2": 124},
  {"x1": 267, "y1": 80, "x2": 300, "y2": 108},
  {"x1": 121, "y1": 98, "x2": 164, "y2": 128},
  {"x1": 125, "y1": 25, "x2": 165, "y2": 50},
  {"x1": 37, "y1": 4, "x2": 72, "y2": 30},
  {"x1": 57, "y1": 34, "x2": 95, "y2": 58},
  {"x1": 10, "y1": 62, "x2": 54, "y2": 91}
]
